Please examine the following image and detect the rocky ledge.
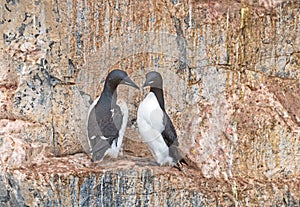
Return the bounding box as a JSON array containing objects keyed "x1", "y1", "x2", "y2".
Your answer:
[{"x1": 0, "y1": 153, "x2": 299, "y2": 207}]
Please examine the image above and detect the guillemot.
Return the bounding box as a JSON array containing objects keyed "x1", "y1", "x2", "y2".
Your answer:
[
  {"x1": 137, "y1": 71, "x2": 187, "y2": 169},
  {"x1": 87, "y1": 69, "x2": 139, "y2": 161}
]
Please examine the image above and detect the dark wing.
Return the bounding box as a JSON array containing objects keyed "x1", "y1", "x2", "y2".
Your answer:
[
  {"x1": 162, "y1": 113, "x2": 187, "y2": 167},
  {"x1": 161, "y1": 113, "x2": 179, "y2": 147},
  {"x1": 111, "y1": 104, "x2": 123, "y2": 134},
  {"x1": 87, "y1": 99, "x2": 123, "y2": 161}
]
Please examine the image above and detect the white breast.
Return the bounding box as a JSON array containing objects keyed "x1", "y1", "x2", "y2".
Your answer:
[
  {"x1": 137, "y1": 93, "x2": 164, "y2": 132},
  {"x1": 137, "y1": 92, "x2": 174, "y2": 165}
]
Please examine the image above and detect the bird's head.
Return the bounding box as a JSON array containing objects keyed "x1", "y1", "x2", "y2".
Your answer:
[
  {"x1": 142, "y1": 71, "x2": 163, "y2": 89},
  {"x1": 106, "y1": 69, "x2": 139, "y2": 90}
]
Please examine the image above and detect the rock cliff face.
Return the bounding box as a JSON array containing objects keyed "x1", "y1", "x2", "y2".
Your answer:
[{"x1": 0, "y1": 0, "x2": 299, "y2": 206}]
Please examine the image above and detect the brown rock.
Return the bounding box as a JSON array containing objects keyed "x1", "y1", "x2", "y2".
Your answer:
[{"x1": 0, "y1": 0, "x2": 299, "y2": 205}]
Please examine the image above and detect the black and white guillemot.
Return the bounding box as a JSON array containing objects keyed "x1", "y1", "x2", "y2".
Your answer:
[{"x1": 137, "y1": 71, "x2": 187, "y2": 169}]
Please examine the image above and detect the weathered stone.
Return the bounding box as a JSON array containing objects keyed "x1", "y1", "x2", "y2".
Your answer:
[
  {"x1": 0, "y1": 176, "x2": 9, "y2": 203},
  {"x1": 0, "y1": 0, "x2": 299, "y2": 206},
  {"x1": 0, "y1": 154, "x2": 298, "y2": 206}
]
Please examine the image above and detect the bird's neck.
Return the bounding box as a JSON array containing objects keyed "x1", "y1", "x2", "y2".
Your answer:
[
  {"x1": 102, "y1": 85, "x2": 118, "y2": 105},
  {"x1": 150, "y1": 87, "x2": 165, "y2": 111}
]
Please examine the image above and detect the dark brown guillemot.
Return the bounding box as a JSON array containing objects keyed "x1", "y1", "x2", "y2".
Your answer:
[{"x1": 87, "y1": 69, "x2": 139, "y2": 161}]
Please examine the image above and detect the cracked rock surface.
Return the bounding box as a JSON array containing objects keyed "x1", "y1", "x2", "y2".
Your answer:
[{"x1": 0, "y1": 0, "x2": 299, "y2": 206}]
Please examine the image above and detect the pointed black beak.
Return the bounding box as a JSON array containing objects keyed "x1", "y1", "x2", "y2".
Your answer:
[
  {"x1": 142, "y1": 79, "x2": 156, "y2": 88},
  {"x1": 142, "y1": 81, "x2": 148, "y2": 88},
  {"x1": 142, "y1": 77, "x2": 153, "y2": 88},
  {"x1": 121, "y1": 76, "x2": 139, "y2": 89}
]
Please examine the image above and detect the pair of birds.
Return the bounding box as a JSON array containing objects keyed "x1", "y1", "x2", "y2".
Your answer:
[{"x1": 87, "y1": 69, "x2": 187, "y2": 169}]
